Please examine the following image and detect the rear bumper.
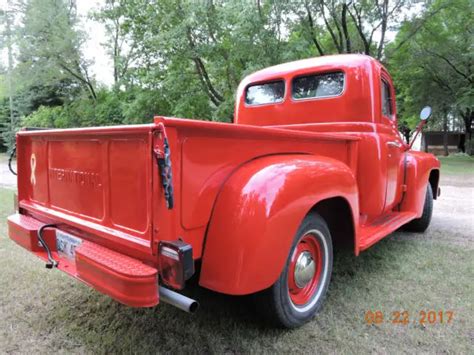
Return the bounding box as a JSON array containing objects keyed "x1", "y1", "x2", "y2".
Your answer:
[{"x1": 7, "y1": 213, "x2": 159, "y2": 307}]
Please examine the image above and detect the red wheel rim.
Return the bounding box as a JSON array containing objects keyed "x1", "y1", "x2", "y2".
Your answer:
[{"x1": 288, "y1": 232, "x2": 324, "y2": 306}]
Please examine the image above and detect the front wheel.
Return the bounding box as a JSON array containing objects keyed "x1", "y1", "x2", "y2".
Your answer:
[
  {"x1": 255, "y1": 213, "x2": 333, "y2": 328},
  {"x1": 403, "y1": 185, "x2": 433, "y2": 233}
]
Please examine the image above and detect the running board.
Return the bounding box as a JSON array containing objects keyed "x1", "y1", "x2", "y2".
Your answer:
[{"x1": 358, "y1": 211, "x2": 417, "y2": 251}]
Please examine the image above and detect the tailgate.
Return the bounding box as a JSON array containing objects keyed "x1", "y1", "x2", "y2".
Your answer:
[{"x1": 16, "y1": 125, "x2": 156, "y2": 252}]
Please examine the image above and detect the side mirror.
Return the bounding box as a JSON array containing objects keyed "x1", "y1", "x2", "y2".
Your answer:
[
  {"x1": 408, "y1": 106, "x2": 432, "y2": 150},
  {"x1": 419, "y1": 106, "x2": 432, "y2": 121}
]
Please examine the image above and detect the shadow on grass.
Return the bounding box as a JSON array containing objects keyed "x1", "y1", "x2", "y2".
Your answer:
[{"x1": 31, "y1": 236, "x2": 416, "y2": 353}]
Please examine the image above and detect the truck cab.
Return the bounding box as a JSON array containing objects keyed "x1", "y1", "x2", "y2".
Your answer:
[
  {"x1": 7, "y1": 54, "x2": 440, "y2": 328},
  {"x1": 236, "y1": 54, "x2": 432, "y2": 226}
]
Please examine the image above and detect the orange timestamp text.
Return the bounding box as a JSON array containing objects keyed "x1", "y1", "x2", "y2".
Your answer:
[{"x1": 365, "y1": 310, "x2": 454, "y2": 326}]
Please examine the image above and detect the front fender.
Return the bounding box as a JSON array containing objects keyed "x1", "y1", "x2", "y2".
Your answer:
[
  {"x1": 199, "y1": 154, "x2": 358, "y2": 295},
  {"x1": 400, "y1": 151, "x2": 440, "y2": 217}
]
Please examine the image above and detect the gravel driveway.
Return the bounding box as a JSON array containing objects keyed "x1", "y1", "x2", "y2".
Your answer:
[
  {"x1": 391, "y1": 173, "x2": 474, "y2": 248},
  {"x1": 0, "y1": 155, "x2": 17, "y2": 190}
]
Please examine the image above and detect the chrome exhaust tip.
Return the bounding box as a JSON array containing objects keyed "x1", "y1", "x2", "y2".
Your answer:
[{"x1": 159, "y1": 286, "x2": 199, "y2": 313}]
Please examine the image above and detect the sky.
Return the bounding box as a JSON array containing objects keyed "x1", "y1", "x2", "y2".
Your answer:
[{"x1": 76, "y1": 0, "x2": 114, "y2": 86}]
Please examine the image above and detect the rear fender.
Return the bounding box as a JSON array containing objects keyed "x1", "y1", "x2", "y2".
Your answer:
[{"x1": 199, "y1": 154, "x2": 358, "y2": 295}]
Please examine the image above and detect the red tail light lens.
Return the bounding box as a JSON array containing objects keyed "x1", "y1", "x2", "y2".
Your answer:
[{"x1": 158, "y1": 240, "x2": 194, "y2": 290}]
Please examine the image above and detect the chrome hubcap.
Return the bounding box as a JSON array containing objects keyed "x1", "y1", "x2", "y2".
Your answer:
[{"x1": 294, "y1": 251, "x2": 316, "y2": 288}]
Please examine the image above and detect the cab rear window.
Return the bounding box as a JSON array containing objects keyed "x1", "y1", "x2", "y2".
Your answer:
[
  {"x1": 381, "y1": 79, "x2": 393, "y2": 117},
  {"x1": 292, "y1": 72, "x2": 344, "y2": 100},
  {"x1": 245, "y1": 81, "x2": 285, "y2": 105}
]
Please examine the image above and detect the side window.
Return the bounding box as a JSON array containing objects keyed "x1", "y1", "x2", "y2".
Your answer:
[
  {"x1": 245, "y1": 81, "x2": 285, "y2": 105},
  {"x1": 381, "y1": 80, "x2": 393, "y2": 118},
  {"x1": 292, "y1": 72, "x2": 344, "y2": 100}
]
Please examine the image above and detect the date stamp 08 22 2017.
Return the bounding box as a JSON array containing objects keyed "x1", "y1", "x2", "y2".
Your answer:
[{"x1": 365, "y1": 310, "x2": 454, "y2": 326}]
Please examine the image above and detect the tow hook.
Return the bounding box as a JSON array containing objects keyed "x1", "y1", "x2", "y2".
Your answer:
[{"x1": 37, "y1": 224, "x2": 59, "y2": 269}]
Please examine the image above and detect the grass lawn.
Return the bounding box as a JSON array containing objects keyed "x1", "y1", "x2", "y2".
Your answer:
[
  {"x1": 438, "y1": 154, "x2": 474, "y2": 174},
  {"x1": 0, "y1": 157, "x2": 473, "y2": 353}
]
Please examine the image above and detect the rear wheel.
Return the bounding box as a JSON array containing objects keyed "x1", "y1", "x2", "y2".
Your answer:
[
  {"x1": 403, "y1": 185, "x2": 433, "y2": 232},
  {"x1": 255, "y1": 213, "x2": 333, "y2": 328}
]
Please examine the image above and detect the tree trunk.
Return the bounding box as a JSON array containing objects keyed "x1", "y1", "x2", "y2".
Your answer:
[
  {"x1": 467, "y1": 132, "x2": 473, "y2": 156},
  {"x1": 443, "y1": 113, "x2": 449, "y2": 156},
  {"x1": 6, "y1": 6, "x2": 15, "y2": 138},
  {"x1": 305, "y1": 2, "x2": 325, "y2": 56},
  {"x1": 376, "y1": 0, "x2": 389, "y2": 59},
  {"x1": 461, "y1": 109, "x2": 473, "y2": 155},
  {"x1": 341, "y1": 3, "x2": 351, "y2": 53}
]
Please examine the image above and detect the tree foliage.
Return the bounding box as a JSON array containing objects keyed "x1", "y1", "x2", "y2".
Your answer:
[
  {"x1": 0, "y1": 0, "x2": 472, "y2": 154},
  {"x1": 16, "y1": 0, "x2": 96, "y2": 101},
  {"x1": 388, "y1": 0, "x2": 473, "y2": 151}
]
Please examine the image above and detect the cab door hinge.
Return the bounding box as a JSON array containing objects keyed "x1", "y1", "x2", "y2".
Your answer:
[{"x1": 154, "y1": 123, "x2": 174, "y2": 209}]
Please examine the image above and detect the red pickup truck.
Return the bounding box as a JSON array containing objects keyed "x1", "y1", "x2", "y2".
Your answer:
[{"x1": 8, "y1": 54, "x2": 440, "y2": 328}]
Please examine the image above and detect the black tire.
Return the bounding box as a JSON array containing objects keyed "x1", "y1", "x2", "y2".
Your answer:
[
  {"x1": 255, "y1": 212, "x2": 333, "y2": 328},
  {"x1": 404, "y1": 185, "x2": 433, "y2": 232}
]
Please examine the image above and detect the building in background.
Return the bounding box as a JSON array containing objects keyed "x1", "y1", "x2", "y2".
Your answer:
[{"x1": 421, "y1": 132, "x2": 466, "y2": 155}]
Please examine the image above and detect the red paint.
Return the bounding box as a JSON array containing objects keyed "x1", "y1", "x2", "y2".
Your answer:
[
  {"x1": 8, "y1": 54, "x2": 440, "y2": 307},
  {"x1": 199, "y1": 154, "x2": 358, "y2": 294},
  {"x1": 75, "y1": 241, "x2": 158, "y2": 307}
]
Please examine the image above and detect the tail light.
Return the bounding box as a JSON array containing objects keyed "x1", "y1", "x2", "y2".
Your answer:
[{"x1": 158, "y1": 240, "x2": 194, "y2": 290}]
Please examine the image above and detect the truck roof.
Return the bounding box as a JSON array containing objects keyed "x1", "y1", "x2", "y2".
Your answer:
[{"x1": 242, "y1": 54, "x2": 380, "y2": 84}]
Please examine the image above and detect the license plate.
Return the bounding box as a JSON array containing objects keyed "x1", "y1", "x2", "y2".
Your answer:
[{"x1": 56, "y1": 230, "x2": 82, "y2": 259}]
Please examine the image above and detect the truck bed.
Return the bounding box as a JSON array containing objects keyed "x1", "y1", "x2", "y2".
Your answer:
[{"x1": 15, "y1": 117, "x2": 359, "y2": 260}]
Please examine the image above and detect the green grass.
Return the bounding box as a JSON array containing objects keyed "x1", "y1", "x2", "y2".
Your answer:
[
  {"x1": 438, "y1": 154, "x2": 474, "y2": 175},
  {"x1": 0, "y1": 187, "x2": 472, "y2": 353}
]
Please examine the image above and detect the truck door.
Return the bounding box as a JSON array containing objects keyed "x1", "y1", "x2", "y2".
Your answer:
[{"x1": 380, "y1": 76, "x2": 404, "y2": 211}]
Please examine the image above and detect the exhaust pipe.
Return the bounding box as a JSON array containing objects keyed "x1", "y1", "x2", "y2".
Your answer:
[{"x1": 159, "y1": 286, "x2": 199, "y2": 313}]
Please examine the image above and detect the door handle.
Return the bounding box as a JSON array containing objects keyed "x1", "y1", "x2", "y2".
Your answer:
[{"x1": 387, "y1": 141, "x2": 402, "y2": 148}]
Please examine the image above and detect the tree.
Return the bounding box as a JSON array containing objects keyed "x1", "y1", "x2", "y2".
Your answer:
[
  {"x1": 388, "y1": 0, "x2": 473, "y2": 154},
  {"x1": 287, "y1": 0, "x2": 416, "y2": 60},
  {"x1": 93, "y1": 0, "x2": 289, "y2": 121},
  {"x1": 93, "y1": 0, "x2": 139, "y2": 87},
  {"x1": 0, "y1": 4, "x2": 18, "y2": 151},
  {"x1": 15, "y1": 0, "x2": 97, "y2": 102},
  {"x1": 4, "y1": 0, "x2": 467, "y2": 143}
]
